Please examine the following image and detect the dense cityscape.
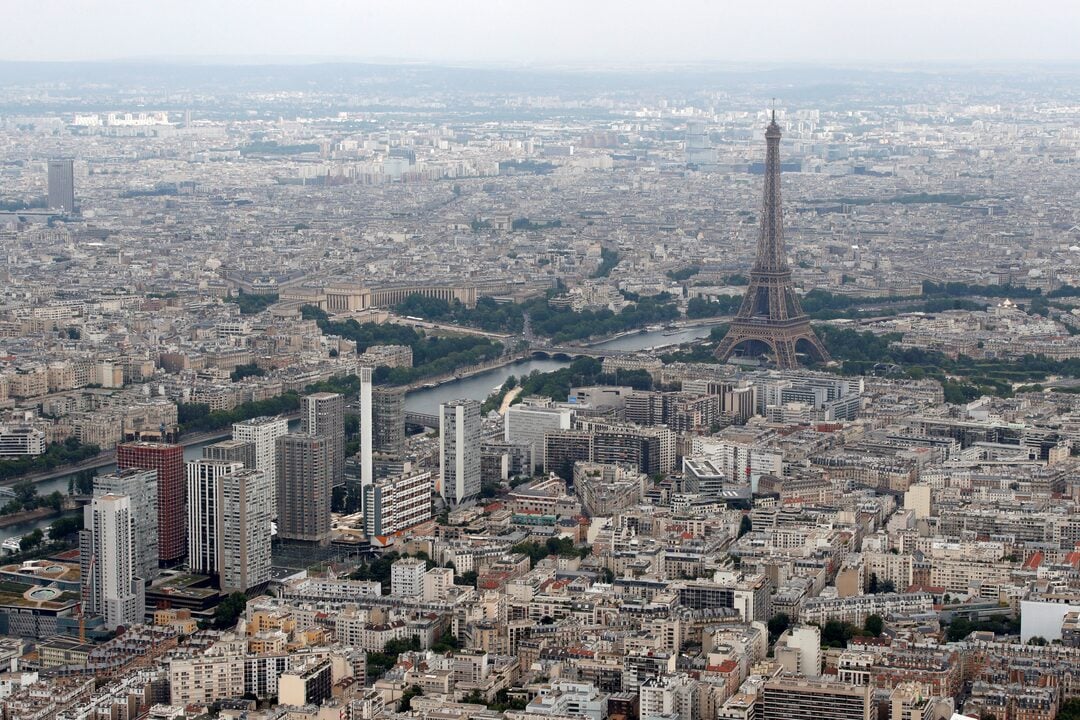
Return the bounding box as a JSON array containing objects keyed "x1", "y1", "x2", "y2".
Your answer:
[{"x1": 0, "y1": 43, "x2": 1079, "y2": 720}]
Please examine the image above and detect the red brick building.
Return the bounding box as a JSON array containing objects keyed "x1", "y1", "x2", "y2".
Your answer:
[{"x1": 117, "y1": 442, "x2": 185, "y2": 564}]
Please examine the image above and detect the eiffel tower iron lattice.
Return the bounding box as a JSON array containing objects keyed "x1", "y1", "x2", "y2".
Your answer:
[{"x1": 713, "y1": 112, "x2": 831, "y2": 369}]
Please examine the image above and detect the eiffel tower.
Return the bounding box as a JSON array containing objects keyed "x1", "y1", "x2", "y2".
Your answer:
[{"x1": 714, "y1": 111, "x2": 830, "y2": 369}]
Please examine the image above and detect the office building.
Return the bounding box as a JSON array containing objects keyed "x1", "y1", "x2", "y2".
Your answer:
[
  {"x1": 218, "y1": 468, "x2": 272, "y2": 594},
  {"x1": 93, "y1": 469, "x2": 159, "y2": 582},
  {"x1": 302, "y1": 392, "x2": 345, "y2": 488},
  {"x1": 232, "y1": 415, "x2": 288, "y2": 517},
  {"x1": 47, "y1": 159, "x2": 75, "y2": 213},
  {"x1": 0, "y1": 425, "x2": 46, "y2": 457},
  {"x1": 186, "y1": 459, "x2": 242, "y2": 576},
  {"x1": 761, "y1": 677, "x2": 872, "y2": 720},
  {"x1": 359, "y1": 367, "x2": 374, "y2": 504},
  {"x1": 116, "y1": 442, "x2": 185, "y2": 565},
  {"x1": 363, "y1": 469, "x2": 433, "y2": 538},
  {"x1": 439, "y1": 399, "x2": 481, "y2": 506},
  {"x1": 276, "y1": 433, "x2": 331, "y2": 546},
  {"x1": 202, "y1": 438, "x2": 255, "y2": 469},
  {"x1": 373, "y1": 385, "x2": 406, "y2": 458},
  {"x1": 80, "y1": 494, "x2": 145, "y2": 631},
  {"x1": 504, "y1": 403, "x2": 573, "y2": 472}
]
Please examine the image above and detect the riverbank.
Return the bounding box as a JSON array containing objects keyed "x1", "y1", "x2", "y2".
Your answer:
[
  {"x1": 0, "y1": 507, "x2": 58, "y2": 530},
  {"x1": 498, "y1": 387, "x2": 523, "y2": 414}
]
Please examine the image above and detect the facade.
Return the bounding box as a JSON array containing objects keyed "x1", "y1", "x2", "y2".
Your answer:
[
  {"x1": 168, "y1": 652, "x2": 245, "y2": 706},
  {"x1": 391, "y1": 557, "x2": 427, "y2": 598},
  {"x1": 218, "y1": 468, "x2": 272, "y2": 594},
  {"x1": 276, "y1": 433, "x2": 332, "y2": 545},
  {"x1": 93, "y1": 469, "x2": 159, "y2": 582},
  {"x1": 232, "y1": 415, "x2": 289, "y2": 517},
  {"x1": 761, "y1": 677, "x2": 872, "y2": 720},
  {"x1": 439, "y1": 399, "x2": 481, "y2": 506},
  {"x1": 301, "y1": 392, "x2": 345, "y2": 488},
  {"x1": 363, "y1": 469, "x2": 433, "y2": 538},
  {"x1": 202, "y1": 438, "x2": 256, "y2": 469},
  {"x1": 0, "y1": 426, "x2": 46, "y2": 457},
  {"x1": 47, "y1": 158, "x2": 75, "y2": 212},
  {"x1": 373, "y1": 385, "x2": 406, "y2": 458},
  {"x1": 186, "y1": 459, "x2": 242, "y2": 576},
  {"x1": 504, "y1": 404, "x2": 573, "y2": 472},
  {"x1": 80, "y1": 494, "x2": 145, "y2": 631},
  {"x1": 278, "y1": 657, "x2": 333, "y2": 707},
  {"x1": 116, "y1": 441, "x2": 185, "y2": 565}
]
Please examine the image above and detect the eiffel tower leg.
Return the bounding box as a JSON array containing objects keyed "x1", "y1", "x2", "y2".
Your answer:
[
  {"x1": 795, "y1": 333, "x2": 832, "y2": 363},
  {"x1": 773, "y1": 338, "x2": 798, "y2": 369},
  {"x1": 713, "y1": 333, "x2": 741, "y2": 362}
]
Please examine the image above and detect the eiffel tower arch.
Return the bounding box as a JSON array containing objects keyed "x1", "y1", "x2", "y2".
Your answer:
[{"x1": 714, "y1": 112, "x2": 830, "y2": 370}]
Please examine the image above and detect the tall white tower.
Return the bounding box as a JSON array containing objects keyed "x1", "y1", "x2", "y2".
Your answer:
[
  {"x1": 359, "y1": 367, "x2": 374, "y2": 510},
  {"x1": 439, "y1": 399, "x2": 481, "y2": 506},
  {"x1": 94, "y1": 468, "x2": 159, "y2": 582},
  {"x1": 232, "y1": 415, "x2": 288, "y2": 517},
  {"x1": 186, "y1": 459, "x2": 242, "y2": 576},
  {"x1": 217, "y1": 468, "x2": 272, "y2": 594},
  {"x1": 80, "y1": 494, "x2": 145, "y2": 630}
]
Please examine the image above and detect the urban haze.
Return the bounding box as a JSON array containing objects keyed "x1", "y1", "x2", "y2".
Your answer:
[{"x1": 0, "y1": 3, "x2": 1079, "y2": 720}]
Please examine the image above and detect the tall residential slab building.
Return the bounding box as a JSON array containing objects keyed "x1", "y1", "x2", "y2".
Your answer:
[
  {"x1": 276, "y1": 433, "x2": 331, "y2": 546},
  {"x1": 373, "y1": 385, "x2": 406, "y2": 459},
  {"x1": 359, "y1": 368, "x2": 374, "y2": 504},
  {"x1": 232, "y1": 415, "x2": 288, "y2": 517},
  {"x1": 93, "y1": 469, "x2": 159, "y2": 583},
  {"x1": 116, "y1": 441, "x2": 185, "y2": 565},
  {"x1": 47, "y1": 159, "x2": 75, "y2": 213},
  {"x1": 186, "y1": 459, "x2": 242, "y2": 577},
  {"x1": 217, "y1": 468, "x2": 272, "y2": 594},
  {"x1": 302, "y1": 393, "x2": 345, "y2": 489},
  {"x1": 80, "y1": 494, "x2": 145, "y2": 630},
  {"x1": 439, "y1": 399, "x2": 481, "y2": 507},
  {"x1": 363, "y1": 469, "x2": 433, "y2": 538},
  {"x1": 202, "y1": 438, "x2": 255, "y2": 469}
]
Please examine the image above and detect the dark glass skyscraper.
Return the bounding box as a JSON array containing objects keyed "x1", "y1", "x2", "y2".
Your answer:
[{"x1": 47, "y1": 159, "x2": 75, "y2": 213}]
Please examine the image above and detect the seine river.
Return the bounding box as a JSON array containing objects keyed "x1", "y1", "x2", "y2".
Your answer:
[
  {"x1": 7, "y1": 324, "x2": 719, "y2": 541},
  {"x1": 403, "y1": 323, "x2": 718, "y2": 414}
]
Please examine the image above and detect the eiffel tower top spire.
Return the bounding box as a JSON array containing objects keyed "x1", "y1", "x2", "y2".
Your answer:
[{"x1": 757, "y1": 110, "x2": 786, "y2": 274}]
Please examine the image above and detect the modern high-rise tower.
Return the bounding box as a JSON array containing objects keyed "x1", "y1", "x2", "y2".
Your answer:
[
  {"x1": 302, "y1": 392, "x2": 345, "y2": 489},
  {"x1": 186, "y1": 459, "x2": 242, "y2": 577},
  {"x1": 232, "y1": 415, "x2": 288, "y2": 517},
  {"x1": 80, "y1": 494, "x2": 145, "y2": 630},
  {"x1": 47, "y1": 159, "x2": 75, "y2": 213},
  {"x1": 217, "y1": 468, "x2": 272, "y2": 594},
  {"x1": 93, "y1": 469, "x2": 159, "y2": 583},
  {"x1": 439, "y1": 399, "x2": 481, "y2": 506},
  {"x1": 116, "y1": 441, "x2": 185, "y2": 565},
  {"x1": 276, "y1": 433, "x2": 332, "y2": 546},
  {"x1": 713, "y1": 113, "x2": 830, "y2": 369},
  {"x1": 373, "y1": 385, "x2": 406, "y2": 459}
]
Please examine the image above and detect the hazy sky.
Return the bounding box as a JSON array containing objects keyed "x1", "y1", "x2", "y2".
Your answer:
[{"x1": 2, "y1": 0, "x2": 1078, "y2": 65}]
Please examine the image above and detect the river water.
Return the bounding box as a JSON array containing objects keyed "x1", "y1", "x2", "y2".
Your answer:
[
  {"x1": 10, "y1": 325, "x2": 719, "y2": 540},
  {"x1": 403, "y1": 323, "x2": 719, "y2": 414}
]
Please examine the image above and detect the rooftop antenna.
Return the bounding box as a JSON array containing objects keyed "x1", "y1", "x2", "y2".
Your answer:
[{"x1": 771, "y1": 98, "x2": 777, "y2": 123}]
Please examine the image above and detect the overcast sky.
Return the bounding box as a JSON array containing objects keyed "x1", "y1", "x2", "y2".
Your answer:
[{"x1": 2, "y1": 0, "x2": 1077, "y2": 65}]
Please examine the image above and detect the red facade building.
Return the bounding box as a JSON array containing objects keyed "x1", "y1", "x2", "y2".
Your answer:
[{"x1": 116, "y1": 442, "x2": 185, "y2": 564}]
